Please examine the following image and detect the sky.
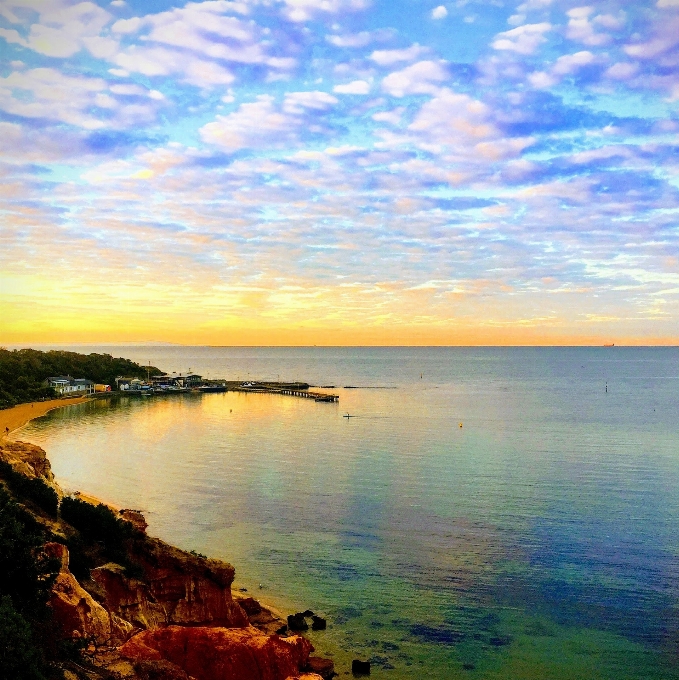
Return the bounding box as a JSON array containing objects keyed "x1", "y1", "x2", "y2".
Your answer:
[{"x1": 0, "y1": 0, "x2": 678, "y2": 346}]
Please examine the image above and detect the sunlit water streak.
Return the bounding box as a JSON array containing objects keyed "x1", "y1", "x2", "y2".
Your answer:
[{"x1": 17, "y1": 347, "x2": 679, "y2": 679}]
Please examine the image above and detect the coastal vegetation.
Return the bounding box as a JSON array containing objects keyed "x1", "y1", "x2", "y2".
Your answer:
[
  {"x1": 0, "y1": 486, "x2": 60, "y2": 679},
  {"x1": 0, "y1": 349, "x2": 161, "y2": 409}
]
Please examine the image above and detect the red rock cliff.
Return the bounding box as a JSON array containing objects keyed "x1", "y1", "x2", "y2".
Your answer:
[
  {"x1": 120, "y1": 626, "x2": 314, "y2": 680},
  {"x1": 91, "y1": 536, "x2": 249, "y2": 629}
]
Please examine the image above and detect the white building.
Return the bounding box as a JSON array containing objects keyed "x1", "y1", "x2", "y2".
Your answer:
[{"x1": 47, "y1": 376, "x2": 95, "y2": 395}]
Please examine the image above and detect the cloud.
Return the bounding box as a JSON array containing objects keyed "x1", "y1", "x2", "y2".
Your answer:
[
  {"x1": 334, "y1": 80, "x2": 371, "y2": 94},
  {"x1": 370, "y1": 43, "x2": 429, "y2": 65},
  {"x1": 0, "y1": 67, "x2": 167, "y2": 130},
  {"x1": 565, "y1": 6, "x2": 612, "y2": 46},
  {"x1": 0, "y1": 0, "x2": 114, "y2": 58},
  {"x1": 381, "y1": 60, "x2": 449, "y2": 97},
  {"x1": 326, "y1": 29, "x2": 392, "y2": 47},
  {"x1": 110, "y1": 1, "x2": 294, "y2": 88},
  {"x1": 552, "y1": 50, "x2": 596, "y2": 74},
  {"x1": 372, "y1": 108, "x2": 405, "y2": 125},
  {"x1": 200, "y1": 92, "x2": 337, "y2": 152},
  {"x1": 491, "y1": 22, "x2": 551, "y2": 55},
  {"x1": 604, "y1": 62, "x2": 639, "y2": 80},
  {"x1": 0, "y1": 68, "x2": 108, "y2": 129},
  {"x1": 283, "y1": 90, "x2": 339, "y2": 112},
  {"x1": 624, "y1": 16, "x2": 679, "y2": 61},
  {"x1": 279, "y1": 0, "x2": 371, "y2": 22},
  {"x1": 529, "y1": 50, "x2": 598, "y2": 87},
  {"x1": 431, "y1": 5, "x2": 448, "y2": 19}
]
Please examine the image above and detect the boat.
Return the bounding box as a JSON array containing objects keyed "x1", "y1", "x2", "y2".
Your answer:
[{"x1": 603, "y1": 343, "x2": 615, "y2": 347}]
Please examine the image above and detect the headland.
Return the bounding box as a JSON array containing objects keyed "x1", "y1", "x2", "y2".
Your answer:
[{"x1": 0, "y1": 398, "x2": 335, "y2": 680}]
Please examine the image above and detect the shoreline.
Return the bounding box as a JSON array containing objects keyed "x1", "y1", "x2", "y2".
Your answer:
[{"x1": 0, "y1": 396, "x2": 92, "y2": 440}]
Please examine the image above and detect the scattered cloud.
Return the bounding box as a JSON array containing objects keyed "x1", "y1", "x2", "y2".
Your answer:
[
  {"x1": 370, "y1": 43, "x2": 429, "y2": 65},
  {"x1": 381, "y1": 60, "x2": 449, "y2": 96},
  {"x1": 491, "y1": 22, "x2": 551, "y2": 55},
  {"x1": 1, "y1": 0, "x2": 678, "y2": 342},
  {"x1": 334, "y1": 80, "x2": 371, "y2": 94}
]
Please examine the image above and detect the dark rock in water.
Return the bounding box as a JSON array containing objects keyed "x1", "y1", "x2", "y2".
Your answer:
[
  {"x1": 237, "y1": 597, "x2": 262, "y2": 615},
  {"x1": 368, "y1": 655, "x2": 394, "y2": 670},
  {"x1": 489, "y1": 635, "x2": 512, "y2": 647},
  {"x1": 288, "y1": 613, "x2": 309, "y2": 630},
  {"x1": 352, "y1": 659, "x2": 371, "y2": 675},
  {"x1": 275, "y1": 625, "x2": 288, "y2": 635},
  {"x1": 462, "y1": 662, "x2": 476, "y2": 671},
  {"x1": 410, "y1": 623, "x2": 464, "y2": 645},
  {"x1": 305, "y1": 656, "x2": 335, "y2": 678},
  {"x1": 311, "y1": 615, "x2": 327, "y2": 630},
  {"x1": 135, "y1": 659, "x2": 189, "y2": 680},
  {"x1": 301, "y1": 609, "x2": 315, "y2": 617}
]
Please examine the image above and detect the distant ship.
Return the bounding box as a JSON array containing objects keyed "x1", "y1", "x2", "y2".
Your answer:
[{"x1": 603, "y1": 343, "x2": 615, "y2": 347}]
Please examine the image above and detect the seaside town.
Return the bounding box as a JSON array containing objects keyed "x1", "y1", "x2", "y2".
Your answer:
[{"x1": 45, "y1": 373, "x2": 339, "y2": 402}]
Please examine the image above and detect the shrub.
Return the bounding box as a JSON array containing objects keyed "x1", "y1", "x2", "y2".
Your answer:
[
  {"x1": 0, "y1": 487, "x2": 60, "y2": 678},
  {"x1": 0, "y1": 596, "x2": 48, "y2": 680},
  {"x1": 0, "y1": 486, "x2": 56, "y2": 618},
  {"x1": 60, "y1": 497, "x2": 142, "y2": 572},
  {"x1": 0, "y1": 460, "x2": 59, "y2": 517}
]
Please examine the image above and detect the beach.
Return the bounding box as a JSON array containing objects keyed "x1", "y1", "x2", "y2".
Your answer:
[{"x1": 0, "y1": 396, "x2": 92, "y2": 440}]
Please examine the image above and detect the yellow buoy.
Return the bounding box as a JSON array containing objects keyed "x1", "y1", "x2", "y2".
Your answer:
[{"x1": 459, "y1": 422, "x2": 463, "y2": 428}]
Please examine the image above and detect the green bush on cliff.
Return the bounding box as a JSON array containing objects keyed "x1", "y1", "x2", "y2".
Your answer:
[
  {"x1": 0, "y1": 460, "x2": 59, "y2": 517},
  {"x1": 0, "y1": 596, "x2": 49, "y2": 680},
  {"x1": 0, "y1": 348, "x2": 162, "y2": 408},
  {"x1": 60, "y1": 496, "x2": 140, "y2": 571},
  {"x1": 0, "y1": 486, "x2": 60, "y2": 679}
]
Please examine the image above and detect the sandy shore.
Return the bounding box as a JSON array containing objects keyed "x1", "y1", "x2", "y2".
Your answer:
[{"x1": 0, "y1": 397, "x2": 91, "y2": 440}]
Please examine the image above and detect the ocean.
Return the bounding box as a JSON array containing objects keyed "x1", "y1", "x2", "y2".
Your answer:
[{"x1": 16, "y1": 346, "x2": 679, "y2": 679}]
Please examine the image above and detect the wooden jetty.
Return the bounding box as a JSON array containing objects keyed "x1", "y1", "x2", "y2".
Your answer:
[{"x1": 230, "y1": 383, "x2": 339, "y2": 402}]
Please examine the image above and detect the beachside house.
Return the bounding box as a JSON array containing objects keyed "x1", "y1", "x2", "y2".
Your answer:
[
  {"x1": 47, "y1": 376, "x2": 95, "y2": 395},
  {"x1": 174, "y1": 373, "x2": 202, "y2": 388}
]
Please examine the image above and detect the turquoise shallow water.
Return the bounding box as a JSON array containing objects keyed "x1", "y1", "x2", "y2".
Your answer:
[{"x1": 17, "y1": 347, "x2": 679, "y2": 679}]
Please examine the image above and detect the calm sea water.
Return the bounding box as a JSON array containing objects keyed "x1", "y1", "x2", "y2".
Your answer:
[{"x1": 17, "y1": 347, "x2": 679, "y2": 679}]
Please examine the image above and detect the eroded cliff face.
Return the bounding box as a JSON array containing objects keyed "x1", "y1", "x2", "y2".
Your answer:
[
  {"x1": 120, "y1": 626, "x2": 314, "y2": 680},
  {"x1": 44, "y1": 542, "x2": 134, "y2": 645},
  {"x1": 0, "y1": 440, "x2": 62, "y2": 494},
  {"x1": 90, "y1": 536, "x2": 250, "y2": 630}
]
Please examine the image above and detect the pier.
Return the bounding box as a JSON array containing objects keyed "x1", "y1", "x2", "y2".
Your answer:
[{"x1": 230, "y1": 383, "x2": 339, "y2": 402}]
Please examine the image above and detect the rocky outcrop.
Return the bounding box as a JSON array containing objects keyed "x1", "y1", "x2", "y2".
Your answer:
[
  {"x1": 91, "y1": 537, "x2": 249, "y2": 629},
  {"x1": 44, "y1": 543, "x2": 134, "y2": 645},
  {"x1": 120, "y1": 509, "x2": 148, "y2": 533},
  {"x1": 0, "y1": 440, "x2": 62, "y2": 494},
  {"x1": 120, "y1": 626, "x2": 314, "y2": 680}
]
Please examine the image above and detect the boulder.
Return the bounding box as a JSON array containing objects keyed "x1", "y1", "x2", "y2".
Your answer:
[
  {"x1": 237, "y1": 597, "x2": 262, "y2": 615},
  {"x1": 311, "y1": 616, "x2": 326, "y2": 631},
  {"x1": 120, "y1": 625, "x2": 314, "y2": 680},
  {"x1": 304, "y1": 656, "x2": 335, "y2": 678},
  {"x1": 351, "y1": 660, "x2": 370, "y2": 676},
  {"x1": 287, "y1": 614, "x2": 308, "y2": 631}
]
